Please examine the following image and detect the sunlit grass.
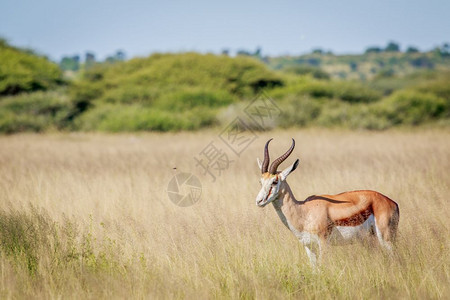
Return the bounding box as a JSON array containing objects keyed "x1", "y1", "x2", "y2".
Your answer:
[{"x1": 0, "y1": 129, "x2": 449, "y2": 298}]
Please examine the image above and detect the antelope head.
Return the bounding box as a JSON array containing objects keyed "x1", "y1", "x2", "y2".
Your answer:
[{"x1": 256, "y1": 138, "x2": 299, "y2": 207}]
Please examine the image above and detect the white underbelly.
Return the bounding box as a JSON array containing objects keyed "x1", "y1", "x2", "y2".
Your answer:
[{"x1": 328, "y1": 214, "x2": 376, "y2": 245}]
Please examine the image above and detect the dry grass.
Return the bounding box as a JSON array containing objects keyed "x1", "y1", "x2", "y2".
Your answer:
[{"x1": 0, "y1": 129, "x2": 449, "y2": 299}]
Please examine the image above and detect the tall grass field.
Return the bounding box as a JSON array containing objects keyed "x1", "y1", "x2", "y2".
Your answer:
[{"x1": 0, "y1": 130, "x2": 448, "y2": 298}]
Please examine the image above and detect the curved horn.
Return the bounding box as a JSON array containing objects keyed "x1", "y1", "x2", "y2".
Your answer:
[
  {"x1": 269, "y1": 138, "x2": 295, "y2": 174},
  {"x1": 261, "y1": 138, "x2": 273, "y2": 173}
]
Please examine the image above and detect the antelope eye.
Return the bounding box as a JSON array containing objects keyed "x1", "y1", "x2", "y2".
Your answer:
[{"x1": 272, "y1": 180, "x2": 278, "y2": 185}]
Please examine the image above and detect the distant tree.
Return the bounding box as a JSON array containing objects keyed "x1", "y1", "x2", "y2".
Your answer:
[
  {"x1": 443, "y1": 43, "x2": 450, "y2": 53},
  {"x1": 307, "y1": 58, "x2": 321, "y2": 66},
  {"x1": 236, "y1": 47, "x2": 262, "y2": 58},
  {"x1": 409, "y1": 56, "x2": 434, "y2": 68},
  {"x1": 0, "y1": 37, "x2": 7, "y2": 47},
  {"x1": 104, "y1": 50, "x2": 126, "y2": 64},
  {"x1": 406, "y1": 46, "x2": 419, "y2": 53},
  {"x1": 236, "y1": 49, "x2": 252, "y2": 56},
  {"x1": 221, "y1": 49, "x2": 230, "y2": 56},
  {"x1": 260, "y1": 56, "x2": 269, "y2": 64},
  {"x1": 85, "y1": 52, "x2": 95, "y2": 62},
  {"x1": 105, "y1": 56, "x2": 115, "y2": 64},
  {"x1": 312, "y1": 48, "x2": 324, "y2": 54},
  {"x1": 385, "y1": 41, "x2": 400, "y2": 52},
  {"x1": 365, "y1": 46, "x2": 382, "y2": 54},
  {"x1": 115, "y1": 50, "x2": 126, "y2": 61},
  {"x1": 254, "y1": 47, "x2": 262, "y2": 58},
  {"x1": 60, "y1": 55, "x2": 80, "y2": 71},
  {"x1": 349, "y1": 61, "x2": 358, "y2": 71},
  {"x1": 85, "y1": 52, "x2": 96, "y2": 69},
  {"x1": 438, "y1": 43, "x2": 450, "y2": 57}
]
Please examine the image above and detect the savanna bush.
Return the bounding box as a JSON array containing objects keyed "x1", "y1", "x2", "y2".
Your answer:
[
  {"x1": 277, "y1": 95, "x2": 322, "y2": 127},
  {"x1": 0, "y1": 90, "x2": 72, "y2": 133},
  {"x1": 154, "y1": 88, "x2": 236, "y2": 111},
  {"x1": 415, "y1": 76, "x2": 450, "y2": 104},
  {"x1": 301, "y1": 80, "x2": 382, "y2": 103},
  {"x1": 282, "y1": 65, "x2": 331, "y2": 80},
  {"x1": 75, "y1": 52, "x2": 283, "y2": 100},
  {"x1": 62, "y1": 53, "x2": 283, "y2": 132},
  {"x1": 0, "y1": 40, "x2": 63, "y2": 95},
  {"x1": 99, "y1": 85, "x2": 160, "y2": 105},
  {"x1": 377, "y1": 90, "x2": 448, "y2": 125},
  {"x1": 74, "y1": 104, "x2": 217, "y2": 132},
  {"x1": 1, "y1": 47, "x2": 449, "y2": 133}
]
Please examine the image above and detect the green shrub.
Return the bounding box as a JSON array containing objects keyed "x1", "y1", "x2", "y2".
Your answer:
[
  {"x1": 304, "y1": 89, "x2": 448, "y2": 129},
  {"x1": 277, "y1": 95, "x2": 322, "y2": 127},
  {"x1": 369, "y1": 71, "x2": 450, "y2": 96},
  {"x1": 415, "y1": 77, "x2": 450, "y2": 103},
  {"x1": 100, "y1": 85, "x2": 160, "y2": 105},
  {"x1": 314, "y1": 100, "x2": 352, "y2": 127},
  {"x1": 1, "y1": 46, "x2": 449, "y2": 133},
  {"x1": 282, "y1": 65, "x2": 330, "y2": 80},
  {"x1": 267, "y1": 77, "x2": 316, "y2": 99},
  {"x1": 0, "y1": 111, "x2": 51, "y2": 133},
  {"x1": 0, "y1": 91, "x2": 72, "y2": 133},
  {"x1": 0, "y1": 41, "x2": 63, "y2": 95},
  {"x1": 316, "y1": 103, "x2": 392, "y2": 130},
  {"x1": 154, "y1": 89, "x2": 236, "y2": 111},
  {"x1": 334, "y1": 81, "x2": 382, "y2": 103},
  {"x1": 69, "y1": 81, "x2": 104, "y2": 105},
  {"x1": 74, "y1": 104, "x2": 217, "y2": 132},
  {"x1": 377, "y1": 90, "x2": 448, "y2": 125},
  {"x1": 63, "y1": 53, "x2": 283, "y2": 132},
  {"x1": 76, "y1": 53, "x2": 283, "y2": 100},
  {"x1": 301, "y1": 81, "x2": 335, "y2": 98},
  {"x1": 264, "y1": 76, "x2": 449, "y2": 130},
  {"x1": 293, "y1": 80, "x2": 381, "y2": 103}
]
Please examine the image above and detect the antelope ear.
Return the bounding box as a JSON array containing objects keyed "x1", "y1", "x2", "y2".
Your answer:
[
  {"x1": 257, "y1": 157, "x2": 263, "y2": 170},
  {"x1": 280, "y1": 159, "x2": 299, "y2": 181}
]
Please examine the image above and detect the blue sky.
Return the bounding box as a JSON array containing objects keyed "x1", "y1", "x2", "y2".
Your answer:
[{"x1": 1, "y1": 0, "x2": 449, "y2": 61}]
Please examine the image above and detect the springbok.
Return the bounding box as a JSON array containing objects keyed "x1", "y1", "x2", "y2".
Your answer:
[{"x1": 256, "y1": 138, "x2": 399, "y2": 266}]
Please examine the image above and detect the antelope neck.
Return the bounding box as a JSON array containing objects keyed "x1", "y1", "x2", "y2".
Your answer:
[{"x1": 272, "y1": 183, "x2": 306, "y2": 230}]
